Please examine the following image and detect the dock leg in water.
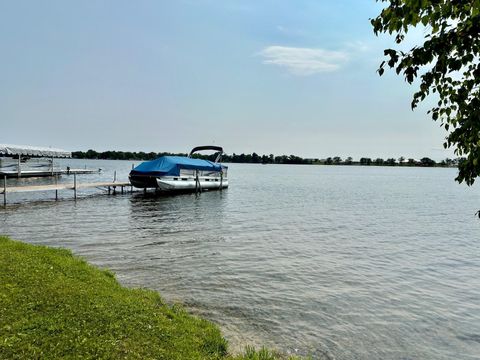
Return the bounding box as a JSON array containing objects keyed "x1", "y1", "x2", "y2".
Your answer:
[
  {"x1": 74, "y1": 173, "x2": 77, "y2": 200},
  {"x1": 195, "y1": 170, "x2": 202, "y2": 194},
  {"x1": 3, "y1": 175, "x2": 6, "y2": 207},
  {"x1": 17, "y1": 155, "x2": 21, "y2": 178}
]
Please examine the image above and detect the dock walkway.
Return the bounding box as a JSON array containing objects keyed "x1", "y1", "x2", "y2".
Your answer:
[
  {"x1": 0, "y1": 168, "x2": 100, "y2": 178},
  {"x1": 1, "y1": 174, "x2": 132, "y2": 206}
]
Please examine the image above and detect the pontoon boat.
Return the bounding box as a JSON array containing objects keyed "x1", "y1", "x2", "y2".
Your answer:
[{"x1": 129, "y1": 146, "x2": 228, "y2": 192}]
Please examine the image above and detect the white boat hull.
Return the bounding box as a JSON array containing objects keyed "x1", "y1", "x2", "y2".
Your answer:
[{"x1": 156, "y1": 176, "x2": 228, "y2": 191}]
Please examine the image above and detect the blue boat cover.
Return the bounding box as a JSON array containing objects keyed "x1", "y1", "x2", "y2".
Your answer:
[{"x1": 130, "y1": 156, "x2": 224, "y2": 176}]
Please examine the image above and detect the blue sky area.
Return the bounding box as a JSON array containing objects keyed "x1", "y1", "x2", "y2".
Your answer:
[{"x1": 0, "y1": 0, "x2": 453, "y2": 160}]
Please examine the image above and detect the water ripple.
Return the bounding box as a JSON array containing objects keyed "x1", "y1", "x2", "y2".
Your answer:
[{"x1": 1, "y1": 161, "x2": 480, "y2": 359}]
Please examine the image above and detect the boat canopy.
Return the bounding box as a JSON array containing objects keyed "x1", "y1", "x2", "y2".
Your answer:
[
  {"x1": 0, "y1": 144, "x2": 71, "y2": 158},
  {"x1": 131, "y1": 156, "x2": 224, "y2": 176},
  {"x1": 189, "y1": 145, "x2": 223, "y2": 163}
]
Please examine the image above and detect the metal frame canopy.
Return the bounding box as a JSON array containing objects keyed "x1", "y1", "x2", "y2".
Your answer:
[
  {"x1": 188, "y1": 146, "x2": 223, "y2": 156},
  {"x1": 0, "y1": 144, "x2": 71, "y2": 158},
  {"x1": 188, "y1": 146, "x2": 223, "y2": 163}
]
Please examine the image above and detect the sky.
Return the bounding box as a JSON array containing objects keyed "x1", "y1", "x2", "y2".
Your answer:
[{"x1": 0, "y1": 0, "x2": 454, "y2": 160}]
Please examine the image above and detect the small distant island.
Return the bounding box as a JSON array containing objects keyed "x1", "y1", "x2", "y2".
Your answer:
[{"x1": 72, "y1": 150, "x2": 462, "y2": 168}]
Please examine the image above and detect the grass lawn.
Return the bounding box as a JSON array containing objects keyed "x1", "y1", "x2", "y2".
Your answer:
[{"x1": 0, "y1": 236, "x2": 298, "y2": 360}]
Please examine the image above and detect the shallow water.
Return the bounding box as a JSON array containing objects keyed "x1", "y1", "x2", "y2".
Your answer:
[{"x1": 1, "y1": 160, "x2": 480, "y2": 359}]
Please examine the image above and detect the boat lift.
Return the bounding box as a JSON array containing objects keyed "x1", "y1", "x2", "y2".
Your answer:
[{"x1": 0, "y1": 144, "x2": 99, "y2": 178}]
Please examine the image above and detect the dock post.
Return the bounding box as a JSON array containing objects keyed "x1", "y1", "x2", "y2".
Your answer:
[
  {"x1": 73, "y1": 173, "x2": 77, "y2": 200},
  {"x1": 55, "y1": 175, "x2": 58, "y2": 201},
  {"x1": 220, "y1": 172, "x2": 223, "y2": 190},
  {"x1": 108, "y1": 186, "x2": 111, "y2": 195},
  {"x1": 17, "y1": 155, "x2": 21, "y2": 178},
  {"x1": 3, "y1": 175, "x2": 6, "y2": 207},
  {"x1": 195, "y1": 170, "x2": 199, "y2": 194}
]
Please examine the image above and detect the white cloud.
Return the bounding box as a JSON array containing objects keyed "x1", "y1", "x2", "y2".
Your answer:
[{"x1": 259, "y1": 46, "x2": 349, "y2": 76}]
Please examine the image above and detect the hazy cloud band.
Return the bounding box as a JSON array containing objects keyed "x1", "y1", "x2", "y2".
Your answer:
[{"x1": 259, "y1": 46, "x2": 349, "y2": 75}]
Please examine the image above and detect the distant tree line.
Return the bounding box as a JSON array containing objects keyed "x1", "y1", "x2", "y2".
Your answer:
[
  {"x1": 72, "y1": 150, "x2": 187, "y2": 161},
  {"x1": 223, "y1": 153, "x2": 312, "y2": 164},
  {"x1": 72, "y1": 150, "x2": 463, "y2": 168},
  {"x1": 72, "y1": 150, "x2": 313, "y2": 164},
  {"x1": 321, "y1": 156, "x2": 461, "y2": 167}
]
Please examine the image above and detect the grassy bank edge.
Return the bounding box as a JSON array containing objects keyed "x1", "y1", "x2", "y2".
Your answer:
[{"x1": 0, "y1": 236, "x2": 301, "y2": 360}]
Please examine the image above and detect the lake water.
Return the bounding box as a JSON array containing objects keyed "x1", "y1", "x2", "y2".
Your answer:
[{"x1": 1, "y1": 160, "x2": 480, "y2": 359}]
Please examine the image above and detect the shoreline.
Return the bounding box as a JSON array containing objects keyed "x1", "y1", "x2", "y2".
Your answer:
[
  {"x1": 0, "y1": 236, "x2": 299, "y2": 360},
  {"x1": 70, "y1": 150, "x2": 460, "y2": 168}
]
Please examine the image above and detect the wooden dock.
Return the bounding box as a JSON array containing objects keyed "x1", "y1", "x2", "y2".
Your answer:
[
  {"x1": 1, "y1": 173, "x2": 132, "y2": 206},
  {"x1": 0, "y1": 168, "x2": 100, "y2": 178}
]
